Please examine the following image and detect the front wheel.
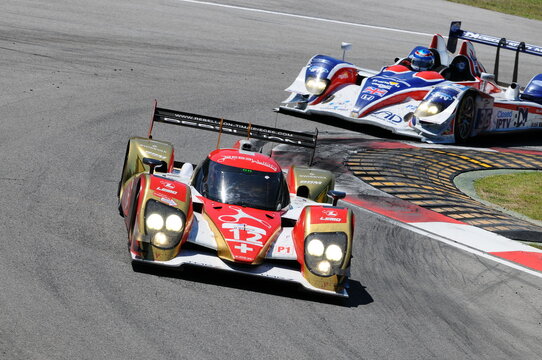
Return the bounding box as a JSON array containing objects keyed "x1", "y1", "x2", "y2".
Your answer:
[{"x1": 454, "y1": 94, "x2": 475, "y2": 143}]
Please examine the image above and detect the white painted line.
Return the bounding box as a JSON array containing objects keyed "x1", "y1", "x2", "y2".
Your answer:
[
  {"x1": 176, "y1": 0, "x2": 434, "y2": 37},
  {"x1": 414, "y1": 222, "x2": 542, "y2": 253},
  {"x1": 350, "y1": 204, "x2": 542, "y2": 279},
  {"x1": 403, "y1": 221, "x2": 542, "y2": 279}
]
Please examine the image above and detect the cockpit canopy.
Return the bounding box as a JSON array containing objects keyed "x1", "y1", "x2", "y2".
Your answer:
[{"x1": 192, "y1": 156, "x2": 290, "y2": 211}]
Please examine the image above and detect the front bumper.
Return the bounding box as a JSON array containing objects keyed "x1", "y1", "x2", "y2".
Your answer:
[{"x1": 131, "y1": 249, "x2": 348, "y2": 297}]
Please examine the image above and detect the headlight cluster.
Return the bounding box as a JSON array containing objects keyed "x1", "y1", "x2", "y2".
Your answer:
[
  {"x1": 144, "y1": 199, "x2": 186, "y2": 249},
  {"x1": 414, "y1": 101, "x2": 443, "y2": 117},
  {"x1": 305, "y1": 77, "x2": 328, "y2": 95},
  {"x1": 305, "y1": 232, "x2": 347, "y2": 277}
]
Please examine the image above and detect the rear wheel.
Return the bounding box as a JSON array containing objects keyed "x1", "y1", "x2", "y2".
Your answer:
[{"x1": 454, "y1": 94, "x2": 475, "y2": 143}]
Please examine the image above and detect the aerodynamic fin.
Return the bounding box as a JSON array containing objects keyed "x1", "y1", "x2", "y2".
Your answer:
[{"x1": 447, "y1": 21, "x2": 542, "y2": 84}]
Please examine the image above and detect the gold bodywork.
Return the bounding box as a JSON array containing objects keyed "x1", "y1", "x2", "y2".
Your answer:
[
  {"x1": 119, "y1": 136, "x2": 191, "y2": 262},
  {"x1": 131, "y1": 174, "x2": 193, "y2": 262},
  {"x1": 290, "y1": 166, "x2": 335, "y2": 203},
  {"x1": 300, "y1": 207, "x2": 354, "y2": 293},
  {"x1": 119, "y1": 137, "x2": 174, "y2": 199}
]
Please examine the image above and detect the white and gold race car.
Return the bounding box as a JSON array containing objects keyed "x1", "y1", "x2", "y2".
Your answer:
[{"x1": 118, "y1": 104, "x2": 354, "y2": 297}]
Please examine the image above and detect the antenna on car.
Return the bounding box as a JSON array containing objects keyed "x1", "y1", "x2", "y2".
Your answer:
[
  {"x1": 148, "y1": 99, "x2": 158, "y2": 139},
  {"x1": 308, "y1": 128, "x2": 318, "y2": 167},
  {"x1": 216, "y1": 118, "x2": 224, "y2": 149},
  {"x1": 341, "y1": 42, "x2": 352, "y2": 61}
]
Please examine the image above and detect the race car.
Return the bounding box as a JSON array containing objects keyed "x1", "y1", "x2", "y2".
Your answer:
[
  {"x1": 117, "y1": 104, "x2": 354, "y2": 297},
  {"x1": 277, "y1": 21, "x2": 542, "y2": 143}
]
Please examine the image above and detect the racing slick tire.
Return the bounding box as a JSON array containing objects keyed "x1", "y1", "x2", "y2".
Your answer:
[{"x1": 454, "y1": 93, "x2": 476, "y2": 143}]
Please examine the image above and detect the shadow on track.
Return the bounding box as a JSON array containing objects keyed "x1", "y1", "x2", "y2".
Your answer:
[
  {"x1": 132, "y1": 262, "x2": 373, "y2": 308},
  {"x1": 277, "y1": 112, "x2": 542, "y2": 148},
  {"x1": 464, "y1": 131, "x2": 542, "y2": 148},
  {"x1": 276, "y1": 112, "x2": 414, "y2": 142}
]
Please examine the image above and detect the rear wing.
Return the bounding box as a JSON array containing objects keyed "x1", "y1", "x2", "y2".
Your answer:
[
  {"x1": 148, "y1": 102, "x2": 318, "y2": 163},
  {"x1": 446, "y1": 21, "x2": 542, "y2": 85}
]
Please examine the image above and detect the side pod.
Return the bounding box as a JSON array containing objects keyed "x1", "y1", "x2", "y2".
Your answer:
[
  {"x1": 287, "y1": 165, "x2": 335, "y2": 203},
  {"x1": 118, "y1": 137, "x2": 174, "y2": 200}
]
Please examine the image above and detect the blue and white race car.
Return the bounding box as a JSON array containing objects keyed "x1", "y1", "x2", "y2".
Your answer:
[{"x1": 277, "y1": 22, "x2": 542, "y2": 143}]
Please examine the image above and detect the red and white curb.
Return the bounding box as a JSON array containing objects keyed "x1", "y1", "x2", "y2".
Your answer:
[{"x1": 344, "y1": 195, "x2": 542, "y2": 278}]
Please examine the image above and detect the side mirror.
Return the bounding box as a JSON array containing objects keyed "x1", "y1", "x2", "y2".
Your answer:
[
  {"x1": 480, "y1": 72, "x2": 495, "y2": 93},
  {"x1": 143, "y1": 158, "x2": 162, "y2": 175},
  {"x1": 480, "y1": 72, "x2": 495, "y2": 82},
  {"x1": 327, "y1": 190, "x2": 346, "y2": 206},
  {"x1": 341, "y1": 42, "x2": 352, "y2": 61}
]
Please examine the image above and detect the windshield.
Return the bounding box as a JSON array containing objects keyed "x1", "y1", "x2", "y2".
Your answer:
[{"x1": 192, "y1": 158, "x2": 289, "y2": 211}]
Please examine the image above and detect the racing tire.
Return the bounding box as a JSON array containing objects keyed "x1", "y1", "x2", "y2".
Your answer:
[{"x1": 454, "y1": 93, "x2": 475, "y2": 143}]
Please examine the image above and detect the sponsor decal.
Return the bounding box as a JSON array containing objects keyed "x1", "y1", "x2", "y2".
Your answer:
[
  {"x1": 463, "y1": 32, "x2": 542, "y2": 56},
  {"x1": 144, "y1": 151, "x2": 166, "y2": 160},
  {"x1": 319, "y1": 217, "x2": 342, "y2": 222},
  {"x1": 476, "y1": 108, "x2": 492, "y2": 130},
  {"x1": 276, "y1": 246, "x2": 293, "y2": 254},
  {"x1": 432, "y1": 93, "x2": 454, "y2": 101},
  {"x1": 308, "y1": 66, "x2": 329, "y2": 74},
  {"x1": 322, "y1": 209, "x2": 338, "y2": 217},
  {"x1": 363, "y1": 86, "x2": 387, "y2": 97},
  {"x1": 531, "y1": 121, "x2": 542, "y2": 128},
  {"x1": 300, "y1": 180, "x2": 323, "y2": 185},
  {"x1": 218, "y1": 206, "x2": 271, "y2": 229},
  {"x1": 299, "y1": 174, "x2": 327, "y2": 179},
  {"x1": 372, "y1": 83, "x2": 391, "y2": 90},
  {"x1": 360, "y1": 94, "x2": 375, "y2": 101},
  {"x1": 164, "y1": 113, "x2": 312, "y2": 147},
  {"x1": 141, "y1": 144, "x2": 167, "y2": 153},
  {"x1": 373, "y1": 110, "x2": 403, "y2": 123},
  {"x1": 371, "y1": 79, "x2": 401, "y2": 89},
  {"x1": 316, "y1": 208, "x2": 345, "y2": 223},
  {"x1": 160, "y1": 181, "x2": 175, "y2": 190},
  {"x1": 217, "y1": 206, "x2": 272, "y2": 255},
  {"x1": 497, "y1": 110, "x2": 513, "y2": 118},
  {"x1": 216, "y1": 155, "x2": 278, "y2": 172},
  {"x1": 156, "y1": 187, "x2": 177, "y2": 194},
  {"x1": 513, "y1": 107, "x2": 529, "y2": 127},
  {"x1": 160, "y1": 197, "x2": 177, "y2": 207},
  {"x1": 495, "y1": 110, "x2": 512, "y2": 129},
  {"x1": 323, "y1": 99, "x2": 351, "y2": 111}
]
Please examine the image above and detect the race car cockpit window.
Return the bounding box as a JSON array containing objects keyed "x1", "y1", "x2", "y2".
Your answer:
[{"x1": 192, "y1": 158, "x2": 290, "y2": 211}]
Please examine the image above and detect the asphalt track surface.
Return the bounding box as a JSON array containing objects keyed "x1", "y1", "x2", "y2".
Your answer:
[{"x1": 1, "y1": 1, "x2": 542, "y2": 359}]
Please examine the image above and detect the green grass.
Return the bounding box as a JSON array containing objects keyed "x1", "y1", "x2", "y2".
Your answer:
[
  {"x1": 447, "y1": 0, "x2": 542, "y2": 20},
  {"x1": 474, "y1": 172, "x2": 542, "y2": 221}
]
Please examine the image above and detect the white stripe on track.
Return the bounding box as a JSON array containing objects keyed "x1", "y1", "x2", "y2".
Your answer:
[
  {"x1": 349, "y1": 204, "x2": 542, "y2": 280},
  {"x1": 176, "y1": 0, "x2": 434, "y2": 37}
]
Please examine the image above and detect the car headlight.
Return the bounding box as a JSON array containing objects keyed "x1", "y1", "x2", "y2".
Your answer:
[
  {"x1": 144, "y1": 199, "x2": 186, "y2": 249},
  {"x1": 325, "y1": 244, "x2": 343, "y2": 262},
  {"x1": 415, "y1": 101, "x2": 443, "y2": 117},
  {"x1": 307, "y1": 238, "x2": 325, "y2": 256},
  {"x1": 165, "y1": 214, "x2": 184, "y2": 232},
  {"x1": 305, "y1": 77, "x2": 328, "y2": 95},
  {"x1": 152, "y1": 232, "x2": 169, "y2": 247},
  {"x1": 146, "y1": 213, "x2": 164, "y2": 230},
  {"x1": 304, "y1": 232, "x2": 347, "y2": 277}
]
